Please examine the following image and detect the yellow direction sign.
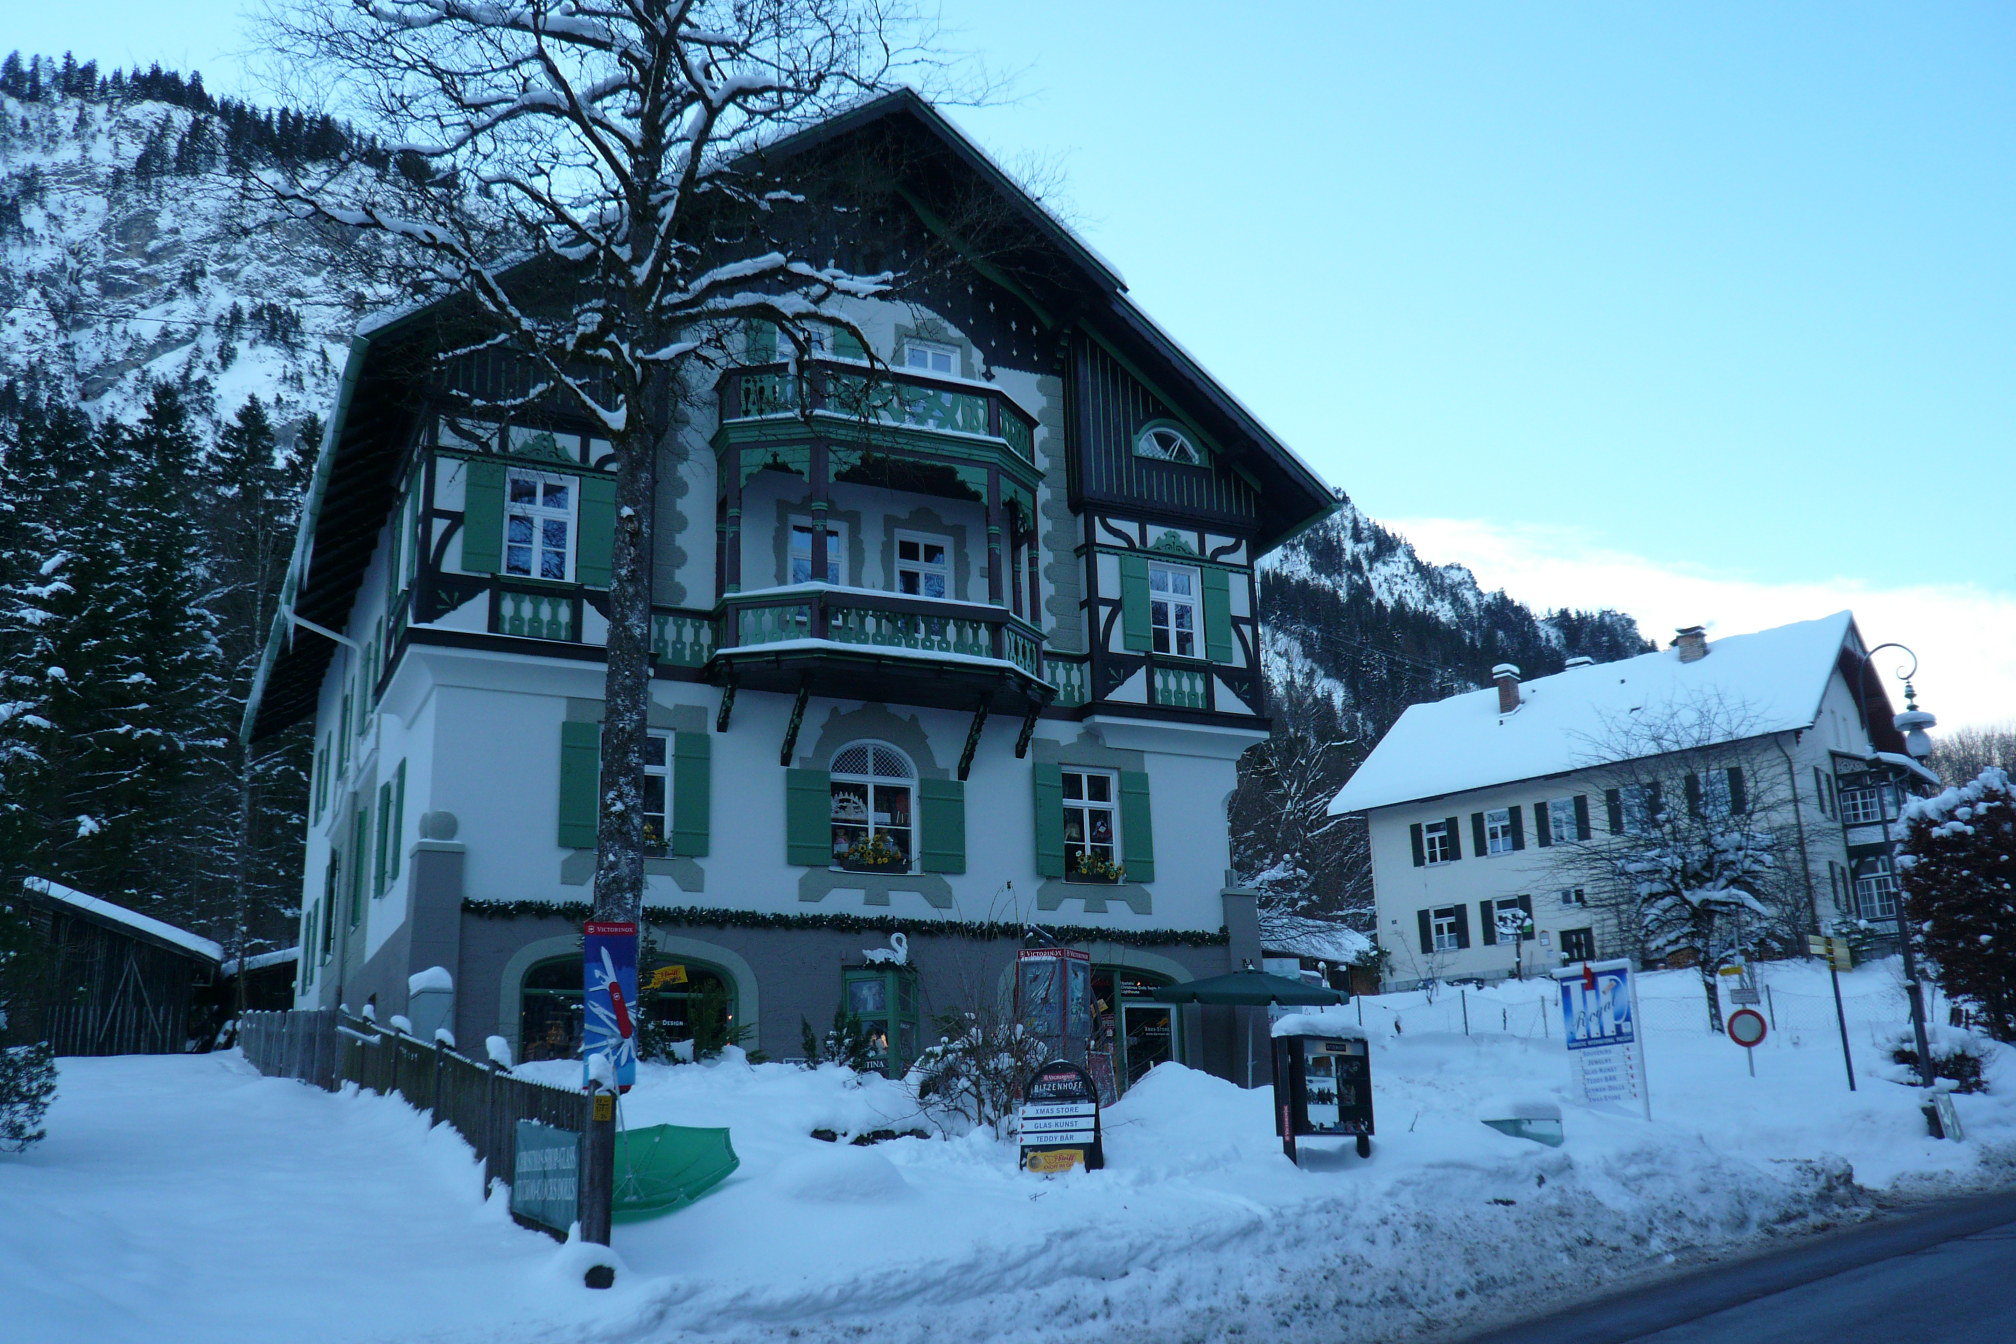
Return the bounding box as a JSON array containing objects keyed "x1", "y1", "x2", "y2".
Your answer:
[{"x1": 1807, "y1": 935, "x2": 1853, "y2": 973}]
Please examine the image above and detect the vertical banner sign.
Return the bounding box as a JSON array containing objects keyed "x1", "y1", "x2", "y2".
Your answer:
[
  {"x1": 1555, "y1": 958, "x2": 1650, "y2": 1119},
  {"x1": 583, "y1": 920, "x2": 639, "y2": 1092}
]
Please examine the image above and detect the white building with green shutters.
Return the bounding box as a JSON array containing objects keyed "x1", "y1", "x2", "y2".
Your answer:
[{"x1": 246, "y1": 93, "x2": 1333, "y2": 1087}]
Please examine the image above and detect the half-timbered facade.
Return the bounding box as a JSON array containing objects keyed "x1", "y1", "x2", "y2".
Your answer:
[{"x1": 246, "y1": 93, "x2": 1333, "y2": 1085}]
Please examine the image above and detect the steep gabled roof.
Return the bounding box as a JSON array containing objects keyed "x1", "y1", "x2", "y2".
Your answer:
[
  {"x1": 245, "y1": 91, "x2": 1335, "y2": 741},
  {"x1": 1329, "y1": 612, "x2": 1889, "y2": 815}
]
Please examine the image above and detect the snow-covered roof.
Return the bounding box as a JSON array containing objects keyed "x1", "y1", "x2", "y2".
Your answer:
[
  {"x1": 1329, "y1": 612, "x2": 1861, "y2": 815},
  {"x1": 223, "y1": 947, "x2": 300, "y2": 976},
  {"x1": 1263, "y1": 923, "x2": 1374, "y2": 964},
  {"x1": 23, "y1": 877, "x2": 223, "y2": 963}
]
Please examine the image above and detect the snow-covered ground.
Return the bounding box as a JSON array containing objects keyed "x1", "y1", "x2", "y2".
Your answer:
[{"x1": 5, "y1": 957, "x2": 2012, "y2": 1344}]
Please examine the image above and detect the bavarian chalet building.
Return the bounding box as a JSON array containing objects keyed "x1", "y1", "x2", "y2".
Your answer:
[
  {"x1": 245, "y1": 93, "x2": 1333, "y2": 1086},
  {"x1": 1329, "y1": 613, "x2": 1936, "y2": 991}
]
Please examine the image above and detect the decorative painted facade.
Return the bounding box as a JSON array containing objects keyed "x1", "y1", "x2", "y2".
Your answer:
[{"x1": 247, "y1": 94, "x2": 1333, "y2": 1085}]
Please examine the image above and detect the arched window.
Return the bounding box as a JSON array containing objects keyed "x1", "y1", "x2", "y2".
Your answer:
[
  {"x1": 1134, "y1": 423, "x2": 1202, "y2": 465},
  {"x1": 519, "y1": 954, "x2": 737, "y2": 1062},
  {"x1": 829, "y1": 740, "x2": 916, "y2": 872}
]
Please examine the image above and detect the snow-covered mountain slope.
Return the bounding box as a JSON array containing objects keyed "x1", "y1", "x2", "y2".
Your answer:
[
  {"x1": 0, "y1": 68, "x2": 394, "y2": 434},
  {"x1": 1261, "y1": 491, "x2": 1649, "y2": 732}
]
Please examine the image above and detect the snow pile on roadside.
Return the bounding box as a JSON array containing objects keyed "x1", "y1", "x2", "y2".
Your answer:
[{"x1": 6, "y1": 958, "x2": 2014, "y2": 1344}]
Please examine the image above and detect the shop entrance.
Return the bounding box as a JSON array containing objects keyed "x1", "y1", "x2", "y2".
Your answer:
[{"x1": 1092, "y1": 966, "x2": 1178, "y2": 1089}]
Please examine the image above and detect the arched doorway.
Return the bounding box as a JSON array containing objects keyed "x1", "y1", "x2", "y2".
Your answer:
[
  {"x1": 517, "y1": 955, "x2": 737, "y2": 1062},
  {"x1": 1092, "y1": 965, "x2": 1178, "y2": 1089}
]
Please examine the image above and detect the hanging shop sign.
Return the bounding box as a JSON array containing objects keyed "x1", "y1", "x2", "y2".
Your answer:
[
  {"x1": 1019, "y1": 1059, "x2": 1103, "y2": 1174},
  {"x1": 1555, "y1": 959, "x2": 1650, "y2": 1118},
  {"x1": 583, "y1": 920, "x2": 639, "y2": 1092},
  {"x1": 510, "y1": 1119, "x2": 580, "y2": 1235}
]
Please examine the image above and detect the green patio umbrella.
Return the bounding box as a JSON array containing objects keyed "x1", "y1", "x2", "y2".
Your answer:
[{"x1": 1150, "y1": 969, "x2": 1344, "y2": 1007}]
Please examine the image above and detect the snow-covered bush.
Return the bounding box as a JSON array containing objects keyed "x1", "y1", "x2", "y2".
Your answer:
[
  {"x1": 1899, "y1": 767, "x2": 2016, "y2": 1041},
  {"x1": 0, "y1": 894, "x2": 56, "y2": 1152},
  {"x1": 910, "y1": 1009, "x2": 1047, "y2": 1135},
  {"x1": 1881, "y1": 1024, "x2": 1991, "y2": 1093}
]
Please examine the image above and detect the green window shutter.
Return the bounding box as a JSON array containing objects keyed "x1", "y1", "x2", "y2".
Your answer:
[
  {"x1": 575, "y1": 473, "x2": 617, "y2": 588},
  {"x1": 919, "y1": 778, "x2": 966, "y2": 874},
  {"x1": 1201, "y1": 566, "x2": 1234, "y2": 663},
  {"x1": 1118, "y1": 552, "x2": 1152, "y2": 653},
  {"x1": 389, "y1": 760, "x2": 407, "y2": 882},
  {"x1": 1417, "y1": 909, "x2": 1434, "y2": 954},
  {"x1": 558, "y1": 720, "x2": 601, "y2": 849},
  {"x1": 785, "y1": 768, "x2": 832, "y2": 866},
  {"x1": 351, "y1": 810, "x2": 368, "y2": 925},
  {"x1": 461, "y1": 458, "x2": 506, "y2": 573},
  {"x1": 374, "y1": 781, "x2": 391, "y2": 894},
  {"x1": 670, "y1": 731, "x2": 712, "y2": 857},
  {"x1": 834, "y1": 327, "x2": 866, "y2": 361},
  {"x1": 1032, "y1": 763, "x2": 1066, "y2": 878},
  {"x1": 746, "y1": 319, "x2": 777, "y2": 363},
  {"x1": 1479, "y1": 900, "x2": 1498, "y2": 946},
  {"x1": 1119, "y1": 769, "x2": 1156, "y2": 884}
]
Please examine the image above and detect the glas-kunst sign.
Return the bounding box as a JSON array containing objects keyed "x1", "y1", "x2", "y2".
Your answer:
[
  {"x1": 1554, "y1": 958, "x2": 1649, "y2": 1118},
  {"x1": 583, "y1": 920, "x2": 639, "y2": 1091}
]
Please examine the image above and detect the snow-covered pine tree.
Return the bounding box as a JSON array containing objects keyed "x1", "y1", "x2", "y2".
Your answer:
[
  {"x1": 1899, "y1": 767, "x2": 2016, "y2": 1042},
  {"x1": 202, "y1": 396, "x2": 312, "y2": 964},
  {"x1": 0, "y1": 397, "x2": 93, "y2": 886}
]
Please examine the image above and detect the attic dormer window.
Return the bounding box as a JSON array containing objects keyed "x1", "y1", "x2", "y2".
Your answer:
[{"x1": 1134, "y1": 423, "x2": 1201, "y2": 465}]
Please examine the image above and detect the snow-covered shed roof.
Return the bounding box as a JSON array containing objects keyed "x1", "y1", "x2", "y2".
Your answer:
[
  {"x1": 22, "y1": 878, "x2": 223, "y2": 963},
  {"x1": 1329, "y1": 612, "x2": 1881, "y2": 815}
]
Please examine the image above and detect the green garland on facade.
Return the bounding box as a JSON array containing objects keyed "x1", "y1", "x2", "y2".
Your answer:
[{"x1": 460, "y1": 898, "x2": 1229, "y2": 947}]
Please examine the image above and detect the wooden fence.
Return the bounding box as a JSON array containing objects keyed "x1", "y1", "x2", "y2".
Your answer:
[{"x1": 238, "y1": 1008, "x2": 589, "y2": 1222}]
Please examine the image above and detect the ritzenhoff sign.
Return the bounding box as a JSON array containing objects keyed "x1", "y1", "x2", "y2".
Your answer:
[{"x1": 1018, "y1": 1060, "x2": 1103, "y2": 1173}]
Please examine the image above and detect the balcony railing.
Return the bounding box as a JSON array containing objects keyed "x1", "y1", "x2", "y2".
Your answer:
[
  {"x1": 718, "y1": 585, "x2": 1045, "y2": 682},
  {"x1": 720, "y1": 360, "x2": 1036, "y2": 464}
]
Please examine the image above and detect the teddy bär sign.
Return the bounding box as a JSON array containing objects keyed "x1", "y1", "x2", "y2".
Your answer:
[{"x1": 1018, "y1": 1059, "x2": 1103, "y2": 1173}]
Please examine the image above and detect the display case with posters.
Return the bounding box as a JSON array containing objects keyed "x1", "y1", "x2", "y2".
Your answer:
[{"x1": 1270, "y1": 1024, "x2": 1374, "y2": 1164}]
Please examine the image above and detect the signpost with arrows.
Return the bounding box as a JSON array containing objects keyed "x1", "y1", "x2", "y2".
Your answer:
[{"x1": 1809, "y1": 934, "x2": 1858, "y2": 1092}]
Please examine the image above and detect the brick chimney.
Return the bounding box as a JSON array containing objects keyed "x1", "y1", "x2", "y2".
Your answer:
[
  {"x1": 1675, "y1": 625, "x2": 1708, "y2": 663},
  {"x1": 1492, "y1": 663, "x2": 1522, "y2": 714}
]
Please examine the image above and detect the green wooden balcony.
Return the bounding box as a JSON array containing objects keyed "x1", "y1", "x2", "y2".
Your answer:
[
  {"x1": 720, "y1": 360, "x2": 1036, "y2": 464},
  {"x1": 712, "y1": 585, "x2": 1051, "y2": 715}
]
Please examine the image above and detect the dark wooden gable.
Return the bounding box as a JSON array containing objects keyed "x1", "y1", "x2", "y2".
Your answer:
[{"x1": 1074, "y1": 335, "x2": 1259, "y2": 527}]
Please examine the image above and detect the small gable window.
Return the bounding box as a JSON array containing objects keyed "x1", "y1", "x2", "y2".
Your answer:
[
  {"x1": 1134, "y1": 423, "x2": 1202, "y2": 465},
  {"x1": 901, "y1": 339, "x2": 959, "y2": 376}
]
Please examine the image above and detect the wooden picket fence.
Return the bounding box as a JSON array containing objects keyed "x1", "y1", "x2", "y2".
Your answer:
[{"x1": 238, "y1": 1008, "x2": 588, "y2": 1223}]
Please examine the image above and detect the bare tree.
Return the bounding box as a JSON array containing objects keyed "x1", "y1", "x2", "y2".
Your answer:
[
  {"x1": 257, "y1": 0, "x2": 954, "y2": 925},
  {"x1": 1547, "y1": 691, "x2": 1812, "y2": 1031},
  {"x1": 1928, "y1": 723, "x2": 2016, "y2": 789},
  {"x1": 1231, "y1": 669, "x2": 1372, "y2": 942}
]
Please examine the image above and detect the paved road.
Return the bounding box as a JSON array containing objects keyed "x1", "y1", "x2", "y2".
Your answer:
[{"x1": 1460, "y1": 1188, "x2": 2016, "y2": 1344}]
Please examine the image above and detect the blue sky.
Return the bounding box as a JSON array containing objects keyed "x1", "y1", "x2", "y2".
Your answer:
[{"x1": 10, "y1": 2, "x2": 2014, "y2": 722}]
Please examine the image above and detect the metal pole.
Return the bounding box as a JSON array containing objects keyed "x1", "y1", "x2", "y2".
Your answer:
[
  {"x1": 1460, "y1": 989, "x2": 1469, "y2": 1036},
  {"x1": 1875, "y1": 759, "x2": 1935, "y2": 1089},
  {"x1": 579, "y1": 1082, "x2": 617, "y2": 1288},
  {"x1": 1766, "y1": 983, "x2": 1777, "y2": 1031},
  {"x1": 1829, "y1": 960, "x2": 1857, "y2": 1092}
]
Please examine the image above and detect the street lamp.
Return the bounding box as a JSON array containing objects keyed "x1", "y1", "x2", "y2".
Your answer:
[{"x1": 1859, "y1": 643, "x2": 1937, "y2": 1091}]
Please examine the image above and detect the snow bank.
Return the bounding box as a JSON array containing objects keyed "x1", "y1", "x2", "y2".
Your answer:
[{"x1": 8, "y1": 959, "x2": 2015, "y2": 1344}]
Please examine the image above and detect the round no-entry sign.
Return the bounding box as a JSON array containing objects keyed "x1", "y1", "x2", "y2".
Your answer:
[{"x1": 1727, "y1": 1008, "x2": 1768, "y2": 1048}]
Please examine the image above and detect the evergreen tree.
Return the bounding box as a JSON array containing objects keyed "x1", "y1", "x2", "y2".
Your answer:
[
  {"x1": 0, "y1": 887, "x2": 57, "y2": 1153},
  {"x1": 203, "y1": 397, "x2": 312, "y2": 958},
  {"x1": 1900, "y1": 767, "x2": 2016, "y2": 1042}
]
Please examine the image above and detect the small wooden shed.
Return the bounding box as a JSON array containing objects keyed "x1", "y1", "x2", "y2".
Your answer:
[{"x1": 14, "y1": 878, "x2": 224, "y2": 1055}]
